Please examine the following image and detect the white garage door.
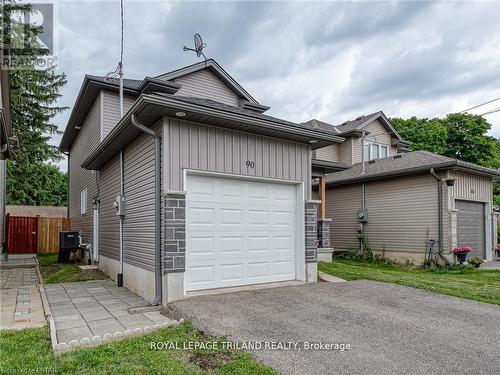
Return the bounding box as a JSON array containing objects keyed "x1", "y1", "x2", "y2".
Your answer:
[{"x1": 185, "y1": 174, "x2": 298, "y2": 291}]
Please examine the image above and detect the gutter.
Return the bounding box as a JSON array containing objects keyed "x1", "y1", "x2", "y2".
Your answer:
[
  {"x1": 131, "y1": 114, "x2": 162, "y2": 306},
  {"x1": 325, "y1": 161, "x2": 459, "y2": 186},
  {"x1": 82, "y1": 94, "x2": 344, "y2": 169}
]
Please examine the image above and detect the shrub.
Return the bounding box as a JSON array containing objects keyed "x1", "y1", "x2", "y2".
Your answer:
[{"x1": 468, "y1": 256, "x2": 484, "y2": 268}]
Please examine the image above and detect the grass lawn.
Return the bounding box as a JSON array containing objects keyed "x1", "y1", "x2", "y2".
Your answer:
[
  {"x1": 319, "y1": 259, "x2": 500, "y2": 305},
  {"x1": 38, "y1": 253, "x2": 108, "y2": 284},
  {"x1": 0, "y1": 322, "x2": 276, "y2": 375}
]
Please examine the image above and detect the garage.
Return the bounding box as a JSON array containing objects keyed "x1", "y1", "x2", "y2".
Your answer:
[
  {"x1": 185, "y1": 173, "x2": 300, "y2": 291},
  {"x1": 456, "y1": 200, "x2": 485, "y2": 258}
]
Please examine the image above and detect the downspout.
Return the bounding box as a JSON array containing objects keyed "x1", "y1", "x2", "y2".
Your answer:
[
  {"x1": 430, "y1": 168, "x2": 448, "y2": 263},
  {"x1": 131, "y1": 114, "x2": 162, "y2": 306}
]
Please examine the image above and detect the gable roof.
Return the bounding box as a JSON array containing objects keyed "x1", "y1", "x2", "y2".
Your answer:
[
  {"x1": 335, "y1": 111, "x2": 404, "y2": 141},
  {"x1": 302, "y1": 111, "x2": 407, "y2": 143},
  {"x1": 156, "y1": 59, "x2": 258, "y2": 104},
  {"x1": 325, "y1": 150, "x2": 500, "y2": 185},
  {"x1": 59, "y1": 75, "x2": 181, "y2": 151},
  {"x1": 60, "y1": 59, "x2": 266, "y2": 151}
]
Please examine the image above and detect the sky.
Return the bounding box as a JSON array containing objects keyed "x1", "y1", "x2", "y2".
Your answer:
[{"x1": 51, "y1": 0, "x2": 500, "y2": 171}]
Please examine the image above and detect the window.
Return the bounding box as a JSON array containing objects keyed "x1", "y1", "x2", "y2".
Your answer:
[
  {"x1": 380, "y1": 145, "x2": 388, "y2": 158},
  {"x1": 364, "y1": 142, "x2": 389, "y2": 161},
  {"x1": 80, "y1": 188, "x2": 87, "y2": 215}
]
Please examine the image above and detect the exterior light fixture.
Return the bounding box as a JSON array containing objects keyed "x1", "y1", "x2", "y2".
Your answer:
[
  {"x1": 445, "y1": 179, "x2": 455, "y2": 186},
  {"x1": 75, "y1": 126, "x2": 82, "y2": 129},
  {"x1": 175, "y1": 112, "x2": 186, "y2": 117},
  {"x1": 309, "y1": 140, "x2": 318, "y2": 144}
]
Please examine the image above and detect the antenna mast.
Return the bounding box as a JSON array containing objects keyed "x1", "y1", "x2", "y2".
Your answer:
[
  {"x1": 104, "y1": 0, "x2": 125, "y2": 287},
  {"x1": 105, "y1": 0, "x2": 124, "y2": 117}
]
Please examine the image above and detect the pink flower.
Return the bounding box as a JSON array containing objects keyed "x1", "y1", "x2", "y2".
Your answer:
[{"x1": 453, "y1": 246, "x2": 472, "y2": 254}]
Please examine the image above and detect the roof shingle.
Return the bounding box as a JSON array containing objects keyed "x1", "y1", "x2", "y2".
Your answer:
[{"x1": 325, "y1": 151, "x2": 500, "y2": 184}]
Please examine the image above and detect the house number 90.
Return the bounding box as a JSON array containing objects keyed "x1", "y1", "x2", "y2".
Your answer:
[{"x1": 246, "y1": 160, "x2": 255, "y2": 168}]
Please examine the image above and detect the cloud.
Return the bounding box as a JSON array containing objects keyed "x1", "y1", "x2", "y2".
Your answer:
[{"x1": 51, "y1": 0, "x2": 500, "y2": 171}]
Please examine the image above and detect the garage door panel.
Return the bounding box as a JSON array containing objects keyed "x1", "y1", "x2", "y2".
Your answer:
[
  {"x1": 189, "y1": 236, "x2": 215, "y2": 255},
  {"x1": 220, "y1": 236, "x2": 244, "y2": 254},
  {"x1": 220, "y1": 208, "x2": 243, "y2": 225},
  {"x1": 186, "y1": 174, "x2": 298, "y2": 291},
  {"x1": 247, "y1": 262, "x2": 270, "y2": 279},
  {"x1": 220, "y1": 264, "x2": 244, "y2": 282},
  {"x1": 456, "y1": 200, "x2": 485, "y2": 258},
  {"x1": 189, "y1": 265, "x2": 216, "y2": 286}
]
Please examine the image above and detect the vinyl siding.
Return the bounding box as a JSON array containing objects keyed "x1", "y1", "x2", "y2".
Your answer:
[
  {"x1": 173, "y1": 70, "x2": 239, "y2": 107},
  {"x1": 98, "y1": 155, "x2": 120, "y2": 261},
  {"x1": 164, "y1": 118, "x2": 311, "y2": 198},
  {"x1": 122, "y1": 125, "x2": 158, "y2": 271},
  {"x1": 314, "y1": 144, "x2": 339, "y2": 161},
  {"x1": 326, "y1": 184, "x2": 362, "y2": 249},
  {"x1": 327, "y1": 174, "x2": 439, "y2": 253},
  {"x1": 338, "y1": 139, "x2": 352, "y2": 165},
  {"x1": 68, "y1": 97, "x2": 101, "y2": 243},
  {"x1": 0, "y1": 159, "x2": 5, "y2": 250},
  {"x1": 363, "y1": 174, "x2": 439, "y2": 253},
  {"x1": 447, "y1": 171, "x2": 492, "y2": 203},
  {"x1": 101, "y1": 91, "x2": 136, "y2": 140},
  {"x1": 365, "y1": 120, "x2": 392, "y2": 145}
]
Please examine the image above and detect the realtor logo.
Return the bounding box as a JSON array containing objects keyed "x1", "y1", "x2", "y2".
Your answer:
[{"x1": 1, "y1": 0, "x2": 59, "y2": 69}]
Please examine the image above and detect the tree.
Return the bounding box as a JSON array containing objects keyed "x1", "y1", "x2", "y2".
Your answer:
[
  {"x1": 1, "y1": 1, "x2": 68, "y2": 206},
  {"x1": 391, "y1": 113, "x2": 500, "y2": 207}
]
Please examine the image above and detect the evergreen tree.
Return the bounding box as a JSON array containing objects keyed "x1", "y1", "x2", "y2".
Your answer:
[{"x1": 1, "y1": 1, "x2": 68, "y2": 206}]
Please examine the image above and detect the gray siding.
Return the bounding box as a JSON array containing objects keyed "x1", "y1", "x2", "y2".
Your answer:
[
  {"x1": 447, "y1": 171, "x2": 492, "y2": 203},
  {"x1": 164, "y1": 118, "x2": 311, "y2": 198},
  {"x1": 98, "y1": 155, "x2": 120, "y2": 261},
  {"x1": 326, "y1": 184, "x2": 362, "y2": 250},
  {"x1": 122, "y1": 127, "x2": 158, "y2": 271},
  {"x1": 363, "y1": 174, "x2": 438, "y2": 253},
  {"x1": 314, "y1": 144, "x2": 339, "y2": 161},
  {"x1": 173, "y1": 70, "x2": 240, "y2": 107},
  {"x1": 68, "y1": 96, "x2": 101, "y2": 242},
  {"x1": 0, "y1": 159, "x2": 5, "y2": 250},
  {"x1": 327, "y1": 174, "x2": 439, "y2": 253},
  {"x1": 101, "y1": 91, "x2": 136, "y2": 140}
]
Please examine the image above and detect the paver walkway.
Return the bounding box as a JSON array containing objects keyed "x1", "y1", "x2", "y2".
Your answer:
[
  {"x1": 0, "y1": 256, "x2": 46, "y2": 330},
  {"x1": 45, "y1": 280, "x2": 175, "y2": 347}
]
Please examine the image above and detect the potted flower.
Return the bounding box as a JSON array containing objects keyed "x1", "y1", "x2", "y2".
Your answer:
[
  {"x1": 496, "y1": 244, "x2": 500, "y2": 258},
  {"x1": 468, "y1": 256, "x2": 484, "y2": 268},
  {"x1": 453, "y1": 246, "x2": 472, "y2": 264}
]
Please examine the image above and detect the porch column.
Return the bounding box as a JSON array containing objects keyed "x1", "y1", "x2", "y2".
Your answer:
[{"x1": 318, "y1": 176, "x2": 326, "y2": 220}]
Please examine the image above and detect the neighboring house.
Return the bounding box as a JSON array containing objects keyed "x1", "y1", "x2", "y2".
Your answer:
[
  {"x1": 309, "y1": 112, "x2": 500, "y2": 264},
  {"x1": 0, "y1": 45, "x2": 12, "y2": 255},
  {"x1": 60, "y1": 59, "x2": 344, "y2": 304}
]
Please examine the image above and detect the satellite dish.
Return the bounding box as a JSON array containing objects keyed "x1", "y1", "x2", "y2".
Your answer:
[{"x1": 183, "y1": 33, "x2": 207, "y2": 62}]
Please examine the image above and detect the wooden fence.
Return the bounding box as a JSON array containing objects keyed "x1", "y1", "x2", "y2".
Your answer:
[
  {"x1": 6, "y1": 214, "x2": 70, "y2": 253},
  {"x1": 37, "y1": 217, "x2": 70, "y2": 253}
]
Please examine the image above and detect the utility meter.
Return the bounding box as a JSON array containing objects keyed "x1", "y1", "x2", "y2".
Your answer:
[
  {"x1": 113, "y1": 195, "x2": 126, "y2": 217},
  {"x1": 358, "y1": 208, "x2": 368, "y2": 223}
]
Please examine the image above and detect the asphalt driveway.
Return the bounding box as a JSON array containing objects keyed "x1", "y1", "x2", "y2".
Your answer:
[{"x1": 168, "y1": 280, "x2": 500, "y2": 375}]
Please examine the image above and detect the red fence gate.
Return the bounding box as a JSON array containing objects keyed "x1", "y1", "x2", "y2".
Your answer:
[{"x1": 6, "y1": 215, "x2": 38, "y2": 253}]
